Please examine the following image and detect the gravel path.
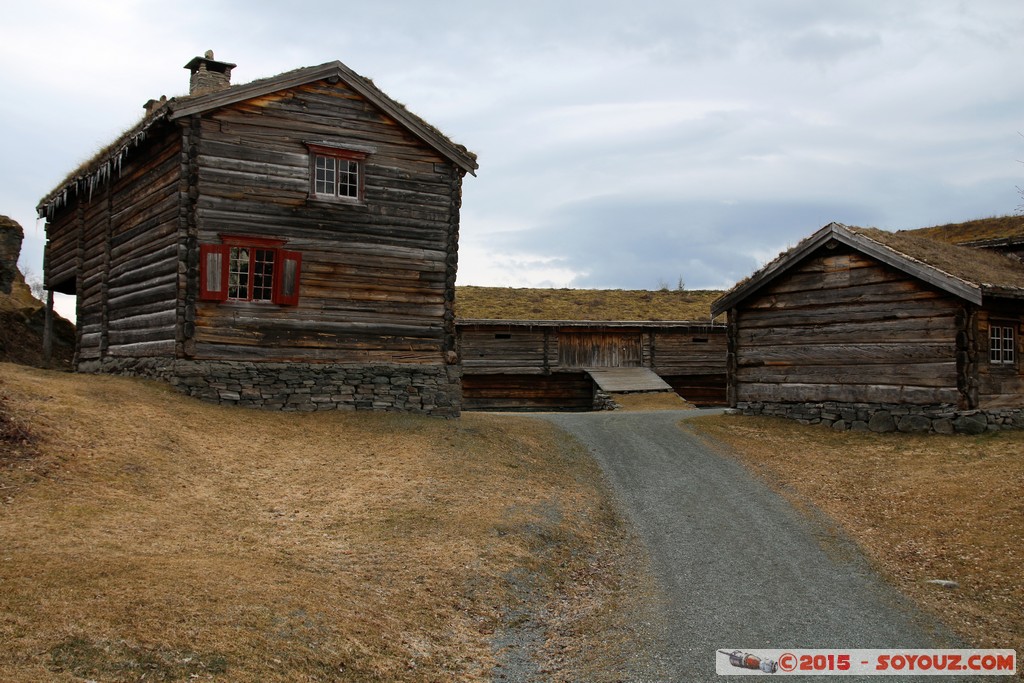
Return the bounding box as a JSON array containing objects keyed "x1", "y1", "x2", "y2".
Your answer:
[{"x1": 538, "y1": 408, "x2": 972, "y2": 681}]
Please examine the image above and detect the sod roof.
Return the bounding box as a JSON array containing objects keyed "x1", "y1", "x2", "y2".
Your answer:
[
  {"x1": 455, "y1": 286, "x2": 724, "y2": 323},
  {"x1": 713, "y1": 222, "x2": 1024, "y2": 315},
  {"x1": 38, "y1": 60, "x2": 477, "y2": 218},
  {"x1": 901, "y1": 215, "x2": 1024, "y2": 245},
  {"x1": 850, "y1": 226, "x2": 1024, "y2": 293}
]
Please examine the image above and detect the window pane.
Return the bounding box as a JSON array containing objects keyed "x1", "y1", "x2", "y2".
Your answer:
[
  {"x1": 229, "y1": 247, "x2": 249, "y2": 300},
  {"x1": 339, "y1": 159, "x2": 359, "y2": 198},
  {"x1": 252, "y1": 249, "x2": 275, "y2": 301},
  {"x1": 1004, "y1": 328, "x2": 1015, "y2": 363},
  {"x1": 315, "y1": 156, "x2": 335, "y2": 195}
]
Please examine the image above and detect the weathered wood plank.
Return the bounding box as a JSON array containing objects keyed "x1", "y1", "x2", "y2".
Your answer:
[
  {"x1": 462, "y1": 373, "x2": 594, "y2": 411},
  {"x1": 738, "y1": 342, "x2": 955, "y2": 365},
  {"x1": 737, "y1": 381, "x2": 961, "y2": 404},
  {"x1": 737, "y1": 362, "x2": 956, "y2": 387}
]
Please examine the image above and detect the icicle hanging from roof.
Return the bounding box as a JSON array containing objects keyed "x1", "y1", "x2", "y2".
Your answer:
[{"x1": 39, "y1": 111, "x2": 163, "y2": 220}]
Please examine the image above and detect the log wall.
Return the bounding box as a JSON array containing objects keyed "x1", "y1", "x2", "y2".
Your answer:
[
  {"x1": 977, "y1": 304, "x2": 1024, "y2": 408},
  {"x1": 461, "y1": 373, "x2": 595, "y2": 411},
  {"x1": 650, "y1": 329, "x2": 727, "y2": 376},
  {"x1": 189, "y1": 80, "x2": 462, "y2": 365},
  {"x1": 731, "y1": 248, "x2": 964, "y2": 406},
  {"x1": 457, "y1": 323, "x2": 727, "y2": 408},
  {"x1": 458, "y1": 324, "x2": 726, "y2": 374},
  {"x1": 43, "y1": 127, "x2": 183, "y2": 364},
  {"x1": 106, "y1": 132, "x2": 182, "y2": 358},
  {"x1": 459, "y1": 326, "x2": 553, "y2": 374}
]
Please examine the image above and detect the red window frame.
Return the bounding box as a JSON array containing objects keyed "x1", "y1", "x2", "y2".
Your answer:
[{"x1": 199, "y1": 235, "x2": 301, "y2": 306}]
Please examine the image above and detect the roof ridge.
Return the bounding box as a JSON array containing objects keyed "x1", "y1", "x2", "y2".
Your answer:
[
  {"x1": 38, "y1": 58, "x2": 478, "y2": 218},
  {"x1": 846, "y1": 226, "x2": 978, "y2": 290}
]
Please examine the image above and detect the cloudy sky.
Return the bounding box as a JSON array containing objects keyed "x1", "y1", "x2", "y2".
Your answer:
[{"x1": 2, "y1": 0, "x2": 1023, "y2": 320}]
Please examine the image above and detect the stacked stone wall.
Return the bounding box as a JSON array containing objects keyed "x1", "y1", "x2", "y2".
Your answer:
[
  {"x1": 735, "y1": 400, "x2": 1022, "y2": 434},
  {"x1": 78, "y1": 358, "x2": 462, "y2": 417}
]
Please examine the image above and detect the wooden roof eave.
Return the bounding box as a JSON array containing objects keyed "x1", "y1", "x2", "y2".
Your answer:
[
  {"x1": 711, "y1": 222, "x2": 983, "y2": 316},
  {"x1": 36, "y1": 108, "x2": 173, "y2": 219},
  {"x1": 841, "y1": 225, "x2": 983, "y2": 305},
  {"x1": 167, "y1": 61, "x2": 479, "y2": 175},
  {"x1": 979, "y1": 285, "x2": 1024, "y2": 301}
]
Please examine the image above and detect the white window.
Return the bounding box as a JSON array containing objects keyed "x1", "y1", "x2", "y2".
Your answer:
[
  {"x1": 307, "y1": 143, "x2": 369, "y2": 202},
  {"x1": 314, "y1": 155, "x2": 360, "y2": 199},
  {"x1": 990, "y1": 324, "x2": 1016, "y2": 364}
]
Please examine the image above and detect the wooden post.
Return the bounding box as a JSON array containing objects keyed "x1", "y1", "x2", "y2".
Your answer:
[
  {"x1": 726, "y1": 308, "x2": 739, "y2": 407},
  {"x1": 43, "y1": 288, "x2": 54, "y2": 365}
]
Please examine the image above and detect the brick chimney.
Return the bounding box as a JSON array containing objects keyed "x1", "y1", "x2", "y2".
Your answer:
[{"x1": 184, "y1": 50, "x2": 236, "y2": 96}]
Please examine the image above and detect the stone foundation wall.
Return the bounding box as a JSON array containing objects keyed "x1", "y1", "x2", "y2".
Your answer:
[
  {"x1": 78, "y1": 358, "x2": 462, "y2": 417},
  {"x1": 735, "y1": 400, "x2": 1024, "y2": 435},
  {"x1": 593, "y1": 388, "x2": 617, "y2": 411}
]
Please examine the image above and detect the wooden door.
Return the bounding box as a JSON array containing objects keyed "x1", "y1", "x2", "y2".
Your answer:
[{"x1": 558, "y1": 332, "x2": 642, "y2": 368}]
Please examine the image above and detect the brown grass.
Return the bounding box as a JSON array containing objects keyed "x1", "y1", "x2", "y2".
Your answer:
[
  {"x1": 0, "y1": 363, "x2": 654, "y2": 682},
  {"x1": 611, "y1": 392, "x2": 696, "y2": 411},
  {"x1": 687, "y1": 414, "x2": 1024, "y2": 676},
  {"x1": 903, "y1": 215, "x2": 1024, "y2": 245},
  {"x1": 456, "y1": 286, "x2": 724, "y2": 322},
  {"x1": 853, "y1": 226, "x2": 1024, "y2": 290}
]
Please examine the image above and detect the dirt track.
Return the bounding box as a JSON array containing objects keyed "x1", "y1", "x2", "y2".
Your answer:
[{"x1": 538, "y1": 408, "x2": 982, "y2": 682}]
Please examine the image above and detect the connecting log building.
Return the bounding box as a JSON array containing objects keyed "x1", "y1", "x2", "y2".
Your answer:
[
  {"x1": 38, "y1": 53, "x2": 476, "y2": 415},
  {"x1": 712, "y1": 221, "x2": 1024, "y2": 433},
  {"x1": 456, "y1": 288, "x2": 727, "y2": 410}
]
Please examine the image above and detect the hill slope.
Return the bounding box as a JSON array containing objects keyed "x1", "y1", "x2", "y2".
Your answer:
[
  {"x1": 0, "y1": 364, "x2": 658, "y2": 681},
  {"x1": 0, "y1": 215, "x2": 74, "y2": 368}
]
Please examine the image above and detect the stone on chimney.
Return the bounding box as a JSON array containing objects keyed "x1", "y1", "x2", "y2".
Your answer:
[
  {"x1": 184, "y1": 50, "x2": 236, "y2": 96},
  {"x1": 143, "y1": 95, "x2": 168, "y2": 115}
]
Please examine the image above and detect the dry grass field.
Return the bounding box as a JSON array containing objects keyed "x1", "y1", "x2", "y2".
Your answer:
[
  {"x1": 0, "y1": 363, "x2": 655, "y2": 682},
  {"x1": 688, "y1": 414, "x2": 1023, "y2": 678},
  {"x1": 610, "y1": 392, "x2": 695, "y2": 411}
]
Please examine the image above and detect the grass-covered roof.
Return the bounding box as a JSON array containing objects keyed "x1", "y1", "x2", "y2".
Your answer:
[
  {"x1": 455, "y1": 286, "x2": 724, "y2": 322},
  {"x1": 850, "y1": 226, "x2": 1024, "y2": 293},
  {"x1": 902, "y1": 214, "x2": 1024, "y2": 245}
]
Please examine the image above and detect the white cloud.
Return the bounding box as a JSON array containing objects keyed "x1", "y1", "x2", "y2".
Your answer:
[
  {"x1": 456, "y1": 244, "x2": 585, "y2": 289},
  {"x1": 1, "y1": 0, "x2": 1022, "y2": 317}
]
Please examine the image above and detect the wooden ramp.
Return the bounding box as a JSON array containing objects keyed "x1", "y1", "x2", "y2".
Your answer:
[{"x1": 585, "y1": 367, "x2": 673, "y2": 393}]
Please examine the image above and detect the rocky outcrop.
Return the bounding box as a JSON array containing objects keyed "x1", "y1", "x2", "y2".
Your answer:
[
  {"x1": 0, "y1": 215, "x2": 75, "y2": 368},
  {"x1": 0, "y1": 215, "x2": 24, "y2": 296}
]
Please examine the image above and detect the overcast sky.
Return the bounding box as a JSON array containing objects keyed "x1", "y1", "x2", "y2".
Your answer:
[{"x1": 2, "y1": 0, "x2": 1023, "y2": 320}]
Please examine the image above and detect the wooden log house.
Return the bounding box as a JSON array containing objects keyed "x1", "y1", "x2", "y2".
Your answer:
[
  {"x1": 37, "y1": 53, "x2": 477, "y2": 415},
  {"x1": 455, "y1": 287, "x2": 727, "y2": 410},
  {"x1": 712, "y1": 222, "x2": 1024, "y2": 433}
]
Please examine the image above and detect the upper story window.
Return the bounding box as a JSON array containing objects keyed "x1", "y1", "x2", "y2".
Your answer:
[
  {"x1": 990, "y1": 322, "x2": 1016, "y2": 365},
  {"x1": 306, "y1": 142, "x2": 372, "y2": 203},
  {"x1": 315, "y1": 155, "x2": 359, "y2": 199},
  {"x1": 199, "y1": 235, "x2": 302, "y2": 306}
]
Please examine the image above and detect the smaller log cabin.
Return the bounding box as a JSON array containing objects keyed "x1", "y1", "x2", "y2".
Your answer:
[
  {"x1": 37, "y1": 53, "x2": 477, "y2": 415},
  {"x1": 712, "y1": 221, "x2": 1024, "y2": 433},
  {"x1": 456, "y1": 287, "x2": 727, "y2": 410}
]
